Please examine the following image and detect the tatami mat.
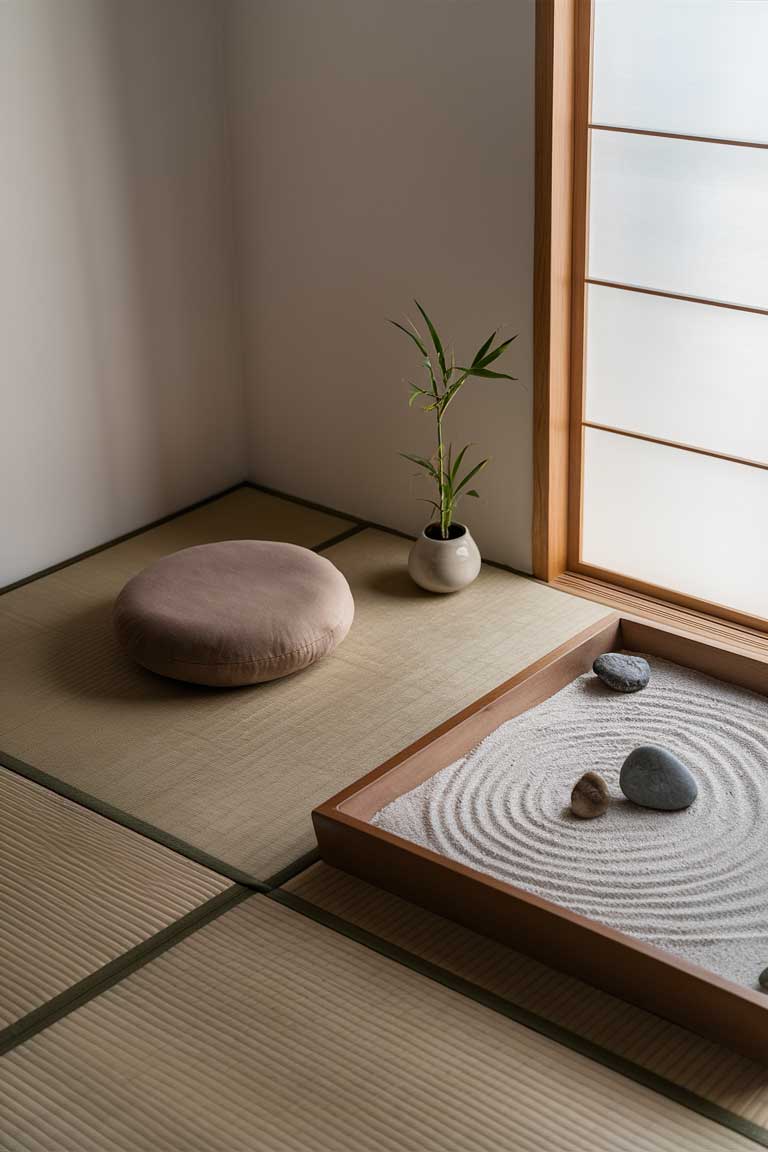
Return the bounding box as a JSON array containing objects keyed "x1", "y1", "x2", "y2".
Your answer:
[
  {"x1": 0, "y1": 896, "x2": 753, "y2": 1152},
  {"x1": 0, "y1": 499, "x2": 610, "y2": 881},
  {"x1": 284, "y1": 862, "x2": 768, "y2": 1139},
  {"x1": 0, "y1": 766, "x2": 229, "y2": 1035},
  {"x1": 0, "y1": 487, "x2": 350, "y2": 642}
]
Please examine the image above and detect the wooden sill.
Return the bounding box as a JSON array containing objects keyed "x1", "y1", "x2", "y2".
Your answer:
[{"x1": 552, "y1": 571, "x2": 768, "y2": 661}]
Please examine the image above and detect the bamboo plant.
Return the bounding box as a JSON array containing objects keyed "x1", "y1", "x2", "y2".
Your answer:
[{"x1": 390, "y1": 301, "x2": 517, "y2": 539}]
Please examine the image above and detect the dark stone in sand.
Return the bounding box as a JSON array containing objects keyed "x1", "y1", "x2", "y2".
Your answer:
[
  {"x1": 619, "y1": 745, "x2": 697, "y2": 811},
  {"x1": 593, "y1": 653, "x2": 650, "y2": 693},
  {"x1": 759, "y1": 967, "x2": 768, "y2": 990}
]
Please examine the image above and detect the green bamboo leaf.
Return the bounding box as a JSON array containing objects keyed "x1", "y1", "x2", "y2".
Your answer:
[
  {"x1": 471, "y1": 331, "x2": 496, "y2": 367},
  {"x1": 400, "y1": 452, "x2": 438, "y2": 478},
  {"x1": 454, "y1": 458, "x2": 488, "y2": 496},
  {"x1": 389, "y1": 319, "x2": 429, "y2": 359},
  {"x1": 441, "y1": 372, "x2": 469, "y2": 410},
  {"x1": 450, "y1": 443, "x2": 472, "y2": 482},
  {"x1": 456, "y1": 366, "x2": 518, "y2": 380},
  {"x1": 465, "y1": 490, "x2": 480, "y2": 498},
  {"x1": 408, "y1": 384, "x2": 428, "y2": 407},
  {"x1": 475, "y1": 334, "x2": 517, "y2": 369},
  {"x1": 414, "y1": 301, "x2": 446, "y2": 380}
]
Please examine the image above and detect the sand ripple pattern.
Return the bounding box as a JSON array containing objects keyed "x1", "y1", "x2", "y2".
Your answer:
[{"x1": 373, "y1": 657, "x2": 768, "y2": 987}]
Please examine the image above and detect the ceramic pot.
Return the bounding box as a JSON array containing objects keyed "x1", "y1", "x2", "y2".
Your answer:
[{"x1": 408, "y1": 523, "x2": 481, "y2": 594}]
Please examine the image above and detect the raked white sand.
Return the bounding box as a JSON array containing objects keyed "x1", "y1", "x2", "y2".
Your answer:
[{"x1": 373, "y1": 656, "x2": 768, "y2": 989}]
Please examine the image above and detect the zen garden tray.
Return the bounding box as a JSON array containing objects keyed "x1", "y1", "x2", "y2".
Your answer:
[{"x1": 314, "y1": 615, "x2": 768, "y2": 1063}]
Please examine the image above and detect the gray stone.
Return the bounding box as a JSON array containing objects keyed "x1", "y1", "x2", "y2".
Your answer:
[
  {"x1": 593, "y1": 652, "x2": 650, "y2": 693},
  {"x1": 619, "y1": 745, "x2": 698, "y2": 811},
  {"x1": 759, "y1": 967, "x2": 768, "y2": 991}
]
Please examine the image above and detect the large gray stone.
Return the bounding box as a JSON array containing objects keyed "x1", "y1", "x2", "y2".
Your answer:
[
  {"x1": 593, "y1": 653, "x2": 650, "y2": 693},
  {"x1": 619, "y1": 745, "x2": 698, "y2": 811}
]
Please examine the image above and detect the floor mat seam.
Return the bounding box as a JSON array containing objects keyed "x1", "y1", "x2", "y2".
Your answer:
[
  {"x1": 245, "y1": 480, "x2": 534, "y2": 578},
  {"x1": 267, "y1": 887, "x2": 768, "y2": 1149},
  {"x1": 0, "y1": 481, "x2": 249, "y2": 596},
  {"x1": 313, "y1": 524, "x2": 367, "y2": 552},
  {"x1": 263, "y1": 847, "x2": 322, "y2": 891},
  {"x1": 0, "y1": 885, "x2": 253, "y2": 1058},
  {"x1": 0, "y1": 751, "x2": 266, "y2": 890}
]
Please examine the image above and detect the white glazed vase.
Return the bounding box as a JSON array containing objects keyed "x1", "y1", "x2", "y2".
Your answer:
[{"x1": 408, "y1": 523, "x2": 481, "y2": 594}]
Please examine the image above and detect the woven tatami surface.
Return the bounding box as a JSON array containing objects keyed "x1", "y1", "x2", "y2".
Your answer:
[
  {"x1": 0, "y1": 766, "x2": 229, "y2": 1033},
  {"x1": 0, "y1": 495, "x2": 611, "y2": 881},
  {"x1": 284, "y1": 863, "x2": 768, "y2": 1137},
  {"x1": 1, "y1": 488, "x2": 764, "y2": 1151},
  {"x1": 0, "y1": 896, "x2": 753, "y2": 1152}
]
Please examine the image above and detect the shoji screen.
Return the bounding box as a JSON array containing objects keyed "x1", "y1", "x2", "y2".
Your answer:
[{"x1": 576, "y1": 0, "x2": 768, "y2": 624}]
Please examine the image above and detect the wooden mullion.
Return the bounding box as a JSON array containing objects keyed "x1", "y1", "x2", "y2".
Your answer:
[
  {"x1": 583, "y1": 421, "x2": 768, "y2": 474},
  {"x1": 586, "y1": 277, "x2": 768, "y2": 319},
  {"x1": 534, "y1": 0, "x2": 768, "y2": 632},
  {"x1": 532, "y1": 0, "x2": 577, "y2": 581},
  {"x1": 566, "y1": 0, "x2": 593, "y2": 571},
  {"x1": 590, "y1": 121, "x2": 768, "y2": 152}
]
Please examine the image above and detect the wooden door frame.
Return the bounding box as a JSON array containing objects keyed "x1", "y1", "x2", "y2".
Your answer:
[
  {"x1": 531, "y1": 0, "x2": 768, "y2": 648},
  {"x1": 532, "y1": 0, "x2": 578, "y2": 584}
]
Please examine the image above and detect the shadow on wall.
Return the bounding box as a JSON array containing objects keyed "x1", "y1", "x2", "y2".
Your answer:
[
  {"x1": 227, "y1": 0, "x2": 534, "y2": 571},
  {"x1": 1, "y1": 0, "x2": 244, "y2": 586}
]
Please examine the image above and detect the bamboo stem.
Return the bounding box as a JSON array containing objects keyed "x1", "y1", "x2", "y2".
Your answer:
[{"x1": 436, "y1": 410, "x2": 448, "y2": 538}]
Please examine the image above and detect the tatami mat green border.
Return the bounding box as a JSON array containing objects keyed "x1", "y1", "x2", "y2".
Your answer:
[
  {"x1": 244, "y1": 479, "x2": 535, "y2": 579},
  {"x1": 263, "y1": 847, "x2": 322, "y2": 890},
  {"x1": 9, "y1": 479, "x2": 761, "y2": 1147},
  {"x1": 0, "y1": 749, "x2": 264, "y2": 888},
  {"x1": 0, "y1": 486, "x2": 366, "y2": 890},
  {"x1": 314, "y1": 523, "x2": 368, "y2": 550},
  {"x1": 0, "y1": 748, "x2": 322, "y2": 892},
  {"x1": 267, "y1": 887, "x2": 768, "y2": 1148},
  {"x1": 0, "y1": 480, "x2": 367, "y2": 595},
  {"x1": 2, "y1": 840, "x2": 765, "y2": 1149},
  {"x1": 0, "y1": 885, "x2": 251, "y2": 1058},
  {"x1": 0, "y1": 485, "x2": 368, "y2": 1057},
  {"x1": 0, "y1": 477, "x2": 543, "y2": 890},
  {"x1": 0, "y1": 482, "x2": 246, "y2": 597}
]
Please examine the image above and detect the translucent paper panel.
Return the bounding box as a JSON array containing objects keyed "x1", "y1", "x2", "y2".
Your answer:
[
  {"x1": 589, "y1": 131, "x2": 768, "y2": 309},
  {"x1": 592, "y1": 0, "x2": 768, "y2": 144},
  {"x1": 582, "y1": 427, "x2": 768, "y2": 619},
  {"x1": 585, "y1": 285, "x2": 768, "y2": 463}
]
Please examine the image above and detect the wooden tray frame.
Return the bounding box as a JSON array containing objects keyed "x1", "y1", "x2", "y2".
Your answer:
[{"x1": 314, "y1": 614, "x2": 768, "y2": 1063}]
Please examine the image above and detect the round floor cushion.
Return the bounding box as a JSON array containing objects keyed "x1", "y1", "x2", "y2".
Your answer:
[{"x1": 114, "y1": 540, "x2": 354, "y2": 687}]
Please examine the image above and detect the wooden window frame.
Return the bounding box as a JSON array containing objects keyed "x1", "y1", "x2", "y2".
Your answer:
[{"x1": 532, "y1": 0, "x2": 768, "y2": 651}]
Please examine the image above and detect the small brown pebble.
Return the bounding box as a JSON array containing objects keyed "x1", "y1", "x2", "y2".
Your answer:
[{"x1": 570, "y1": 771, "x2": 609, "y2": 819}]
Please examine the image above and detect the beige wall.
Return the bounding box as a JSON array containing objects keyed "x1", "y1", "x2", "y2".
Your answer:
[
  {"x1": 2, "y1": 0, "x2": 536, "y2": 584},
  {"x1": 229, "y1": 0, "x2": 535, "y2": 571},
  {"x1": 0, "y1": 0, "x2": 246, "y2": 586}
]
